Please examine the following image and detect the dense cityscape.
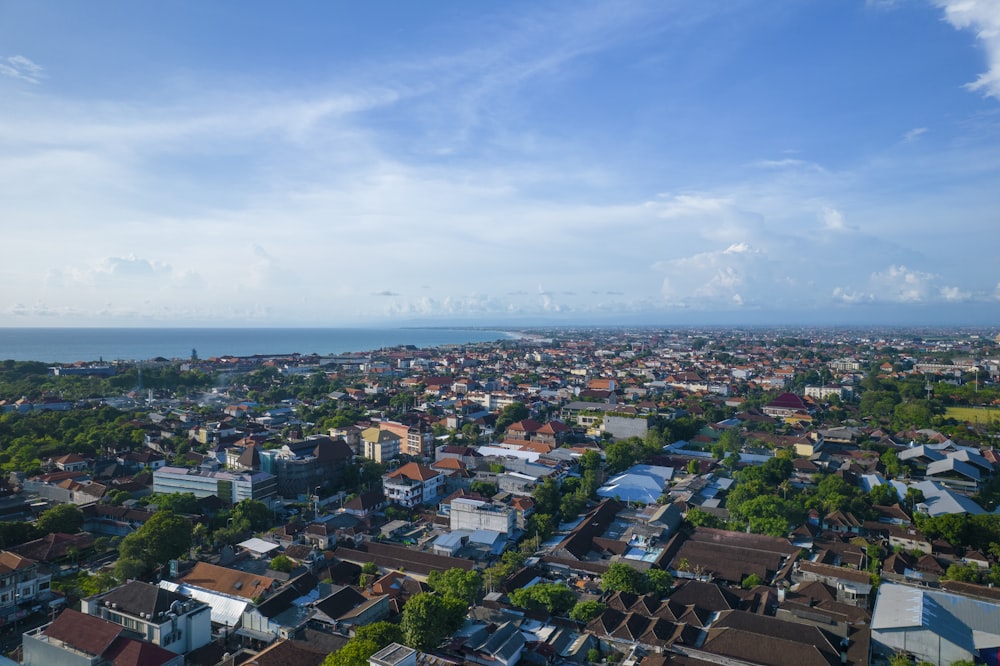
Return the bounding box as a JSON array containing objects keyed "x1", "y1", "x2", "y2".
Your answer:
[{"x1": 0, "y1": 327, "x2": 998, "y2": 666}]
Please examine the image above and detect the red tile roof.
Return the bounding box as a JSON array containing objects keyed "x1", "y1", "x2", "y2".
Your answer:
[{"x1": 44, "y1": 608, "x2": 123, "y2": 657}]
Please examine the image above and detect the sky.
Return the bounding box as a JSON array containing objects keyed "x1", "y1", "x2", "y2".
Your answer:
[{"x1": 2, "y1": 0, "x2": 1000, "y2": 328}]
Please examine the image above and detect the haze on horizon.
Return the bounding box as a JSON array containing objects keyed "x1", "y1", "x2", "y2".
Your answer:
[{"x1": 2, "y1": 1, "x2": 1000, "y2": 328}]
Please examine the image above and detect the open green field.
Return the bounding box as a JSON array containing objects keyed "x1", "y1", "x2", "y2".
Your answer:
[{"x1": 946, "y1": 406, "x2": 999, "y2": 423}]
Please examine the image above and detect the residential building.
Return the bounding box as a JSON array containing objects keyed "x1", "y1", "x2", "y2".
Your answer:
[
  {"x1": 23, "y1": 608, "x2": 183, "y2": 666},
  {"x1": 81, "y1": 580, "x2": 212, "y2": 655},
  {"x1": 0, "y1": 551, "x2": 52, "y2": 624},
  {"x1": 382, "y1": 463, "x2": 444, "y2": 508},
  {"x1": 362, "y1": 427, "x2": 401, "y2": 463},
  {"x1": 449, "y1": 498, "x2": 515, "y2": 535}
]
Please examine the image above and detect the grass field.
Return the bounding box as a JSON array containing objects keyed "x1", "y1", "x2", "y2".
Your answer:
[{"x1": 945, "y1": 406, "x2": 999, "y2": 423}]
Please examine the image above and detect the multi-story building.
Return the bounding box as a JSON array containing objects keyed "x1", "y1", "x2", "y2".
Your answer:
[
  {"x1": 23, "y1": 608, "x2": 183, "y2": 666},
  {"x1": 362, "y1": 427, "x2": 401, "y2": 463},
  {"x1": 260, "y1": 436, "x2": 354, "y2": 498},
  {"x1": 382, "y1": 463, "x2": 444, "y2": 508},
  {"x1": 0, "y1": 551, "x2": 51, "y2": 623},
  {"x1": 81, "y1": 581, "x2": 212, "y2": 655},
  {"x1": 152, "y1": 466, "x2": 277, "y2": 504},
  {"x1": 449, "y1": 498, "x2": 515, "y2": 535}
]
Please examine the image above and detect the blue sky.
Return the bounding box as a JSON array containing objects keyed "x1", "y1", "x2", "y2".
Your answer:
[{"x1": 2, "y1": 0, "x2": 1000, "y2": 327}]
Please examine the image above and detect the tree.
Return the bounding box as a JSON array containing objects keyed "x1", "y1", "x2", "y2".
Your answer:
[
  {"x1": 37, "y1": 503, "x2": 84, "y2": 534},
  {"x1": 361, "y1": 561, "x2": 379, "y2": 575},
  {"x1": 469, "y1": 480, "x2": 498, "y2": 497},
  {"x1": 354, "y1": 621, "x2": 404, "y2": 648},
  {"x1": 322, "y1": 638, "x2": 381, "y2": 666},
  {"x1": 495, "y1": 402, "x2": 529, "y2": 434},
  {"x1": 869, "y1": 483, "x2": 899, "y2": 507},
  {"x1": 231, "y1": 498, "x2": 272, "y2": 531},
  {"x1": 601, "y1": 562, "x2": 646, "y2": 594},
  {"x1": 509, "y1": 582, "x2": 577, "y2": 614},
  {"x1": 685, "y1": 507, "x2": 723, "y2": 529},
  {"x1": 532, "y1": 477, "x2": 561, "y2": 515},
  {"x1": 741, "y1": 573, "x2": 763, "y2": 589},
  {"x1": 569, "y1": 600, "x2": 606, "y2": 622},
  {"x1": 269, "y1": 555, "x2": 294, "y2": 573},
  {"x1": 560, "y1": 492, "x2": 586, "y2": 518},
  {"x1": 427, "y1": 568, "x2": 482, "y2": 605},
  {"x1": 116, "y1": 510, "x2": 192, "y2": 579},
  {"x1": 148, "y1": 492, "x2": 201, "y2": 514},
  {"x1": 645, "y1": 569, "x2": 673, "y2": 597},
  {"x1": 578, "y1": 450, "x2": 602, "y2": 473},
  {"x1": 401, "y1": 593, "x2": 467, "y2": 651},
  {"x1": 604, "y1": 440, "x2": 639, "y2": 473}
]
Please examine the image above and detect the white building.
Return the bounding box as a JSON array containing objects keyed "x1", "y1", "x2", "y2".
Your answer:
[
  {"x1": 382, "y1": 462, "x2": 444, "y2": 508},
  {"x1": 153, "y1": 465, "x2": 277, "y2": 503},
  {"x1": 449, "y1": 498, "x2": 515, "y2": 534},
  {"x1": 81, "y1": 580, "x2": 213, "y2": 655}
]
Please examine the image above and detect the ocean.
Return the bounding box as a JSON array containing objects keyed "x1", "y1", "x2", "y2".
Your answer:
[{"x1": 0, "y1": 328, "x2": 513, "y2": 363}]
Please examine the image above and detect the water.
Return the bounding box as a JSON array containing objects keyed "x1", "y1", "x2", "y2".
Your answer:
[{"x1": 0, "y1": 328, "x2": 513, "y2": 363}]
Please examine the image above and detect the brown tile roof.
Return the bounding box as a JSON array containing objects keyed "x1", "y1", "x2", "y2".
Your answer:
[
  {"x1": 238, "y1": 639, "x2": 326, "y2": 666},
  {"x1": 385, "y1": 462, "x2": 439, "y2": 482},
  {"x1": 10, "y1": 532, "x2": 94, "y2": 562},
  {"x1": 104, "y1": 636, "x2": 180, "y2": 666},
  {"x1": 700, "y1": 610, "x2": 841, "y2": 666},
  {"x1": 0, "y1": 550, "x2": 35, "y2": 573},
  {"x1": 178, "y1": 561, "x2": 276, "y2": 601},
  {"x1": 44, "y1": 608, "x2": 123, "y2": 657}
]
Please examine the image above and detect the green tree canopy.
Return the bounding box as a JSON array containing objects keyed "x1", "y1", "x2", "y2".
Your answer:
[
  {"x1": 569, "y1": 600, "x2": 606, "y2": 623},
  {"x1": 148, "y1": 492, "x2": 201, "y2": 514},
  {"x1": 231, "y1": 498, "x2": 272, "y2": 531},
  {"x1": 427, "y1": 568, "x2": 482, "y2": 605},
  {"x1": 508, "y1": 582, "x2": 577, "y2": 614},
  {"x1": 400, "y1": 593, "x2": 467, "y2": 651},
  {"x1": 269, "y1": 554, "x2": 294, "y2": 573},
  {"x1": 601, "y1": 562, "x2": 646, "y2": 594},
  {"x1": 116, "y1": 510, "x2": 192, "y2": 579},
  {"x1": 37, "y1": 503, "x2": 84, "y2": 534}
]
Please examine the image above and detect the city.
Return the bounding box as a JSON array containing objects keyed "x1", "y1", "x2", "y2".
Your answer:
[{"x1": 0, "y1": 327, "x2": 998, "y2": 665}]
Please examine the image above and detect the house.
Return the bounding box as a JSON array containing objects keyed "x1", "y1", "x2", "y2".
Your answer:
[
  {"x1": 342, "y1": 489, "x2": 387, "y2": 519},
  {"x1": 52, "y1": 453, "x2": 88, "y2": 473},
  {"x1": 23, "y1": 608, "x2": 183, "y2": 666},
  {"x1": 175, "y1": 561, "x2": 277, "y2": 604},
  {"x1": 311, "y1": 584, "x2": 390, "y2": 630},
  {"x1": 0, "y1": 550, "x2": 53, "y2": 624},
  {"x1": 81, "y1": 580, "x2": 213, "y2": 654},
  {"x1": 762, "y1": 393, "x2": 812, "y2": 420},
  {"x1": 240, "y1": 573, "x2": 317, "y2": 642},
  {"x1": 793, "y1": 561, "x2": 872, "y2": 608},
  {"x1": 381, "y1": 463, "x2": 444, "y2": 508}
]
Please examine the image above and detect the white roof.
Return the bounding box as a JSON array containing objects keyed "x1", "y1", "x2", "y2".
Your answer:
[
  {"x1": 597, "y1": 464, "x2": 674, "y2": 504},
  {"x1": 238, "y1": 537, "x2": 280, "y2": 555},
  {"x1": 159, "y1": 580, "x2": 248, "y2": 627}
]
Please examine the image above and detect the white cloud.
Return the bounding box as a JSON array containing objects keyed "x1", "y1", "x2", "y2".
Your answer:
[
  {"x1": 0, "y1": 55, "x2": 44, "y2": 84},
  {"x1": 820, "y1": 206, "x2": 849, "y2": 231},
  {"x1": 903, "y1": 127, "x2": 928, "y2": 142},
  {"x1": 940, "y1": 285, "x2": 972, "y2": 301},
  {"x1": 655, "y1": 242, "x2": 770, "y2": 307},
  {"x1": 833, "y1": 265, "x2": 942, "y2": 304},
  {"x1": 935, "y1": 0, "x2": 1000, "y2": 99}
]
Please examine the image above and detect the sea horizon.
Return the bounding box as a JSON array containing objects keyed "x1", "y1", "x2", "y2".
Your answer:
[{"x1": 0, "y1": 327, "x2": 517, "y2": 364}]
